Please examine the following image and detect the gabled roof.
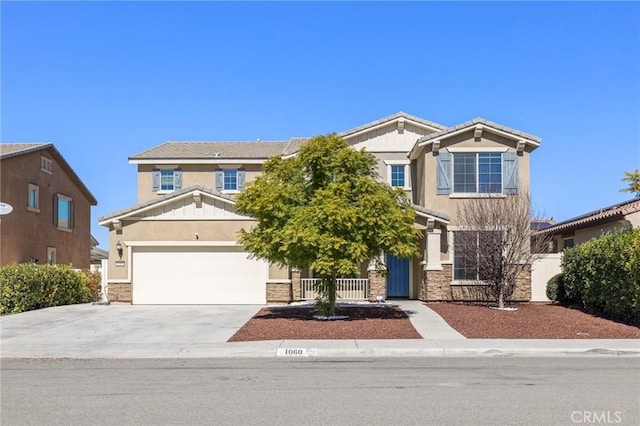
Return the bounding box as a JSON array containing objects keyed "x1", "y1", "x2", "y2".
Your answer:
[
  {"x1": 0, "y1": 143, "x2": 97, "y2": 205},
  {"x1": 129, "y1": 141, "x2": 288, "y2": 163},
  {"x1": 534, "y1": 198, "x2": 640, "y2": 236},
  {"x1": 339, "y1": 111, "x2": 446, "y2": 138},
  {"x1": 98, "y1": 185, "x2": 236, "y2": 224},
  {"x1": 409, "y1": 118, "x2": 541, "y2": 160},
  {"x1": 281, "y1": 112, "x2": 446, "y2": 157}
]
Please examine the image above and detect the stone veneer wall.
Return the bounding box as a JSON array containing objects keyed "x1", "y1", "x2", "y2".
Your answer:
[
  {"x1": 368, "y1": 270, "x2": 386, "y2": 302},
  {"x1": 291, "y1": 270, "x2": 302, "y2": 302},
  {"x1": 266, "y1": 282, "x2": 292, "y2": 304},
  {"x1": 419, "y1": 264, "x2": 531, "y2": 302},
  {"x1": 108, "y1": 283, "x2": 132, "y2": 303},
  {"x1": 420, "y1": 264, "x2": 453, "y2": 301}
]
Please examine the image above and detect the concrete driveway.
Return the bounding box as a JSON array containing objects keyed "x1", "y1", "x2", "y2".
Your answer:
[{"x1": 0, "y1": 303, "x2": 262, "y2": 358}]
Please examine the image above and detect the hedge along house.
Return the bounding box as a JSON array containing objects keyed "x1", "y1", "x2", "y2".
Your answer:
[{"x1": 99, "y1": 112, "x2": 541, "y2": 305}]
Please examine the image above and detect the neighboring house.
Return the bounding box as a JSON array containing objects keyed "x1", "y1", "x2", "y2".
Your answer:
[
  {"x1": 90, "y1": 235, "x2": 108, "y2": 270},
  {"x1": 99, "y1": 112, "x2": 540, "y2": 304},
  {"x1": 534, "y1": 198, "x2": 640, "y2": 252},
  {"x1": 0, "y1": 143, "x2": 98, "y2": 269}
]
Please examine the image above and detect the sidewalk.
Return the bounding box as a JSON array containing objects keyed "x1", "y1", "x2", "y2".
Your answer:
[{"x1": 1, "y1": 302, "x2": 638, "y2": 359}]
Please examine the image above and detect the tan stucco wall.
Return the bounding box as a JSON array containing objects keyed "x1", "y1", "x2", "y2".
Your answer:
[
  {"x1": 414, "y1": 129, "x2": 533, "y2": 226},
  {"x1": 136, "y1": 163, "x2": 264, "y2": 203},
  {"x1": 105, "y1": 218, "x2": 288, "y2": 282},
  {"x1": 0, "y1": 149, "x2": 94, "y2": 268}
]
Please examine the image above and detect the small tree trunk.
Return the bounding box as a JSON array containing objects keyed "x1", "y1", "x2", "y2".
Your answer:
[
  {"x1": 498, "y1": 288, "x2": 505, "y2": 309},
  {"x1": 329, "y1": 268, "x2": 337, "y2": 316}
]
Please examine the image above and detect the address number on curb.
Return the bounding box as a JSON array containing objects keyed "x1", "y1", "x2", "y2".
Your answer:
[{"x1": 276, "y1": 348, "x2": 317, "y2": 357}]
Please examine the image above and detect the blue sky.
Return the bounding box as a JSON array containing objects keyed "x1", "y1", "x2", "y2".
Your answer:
[{"x1": 2, "y1": 1, "x2": 639, "y2": 248}]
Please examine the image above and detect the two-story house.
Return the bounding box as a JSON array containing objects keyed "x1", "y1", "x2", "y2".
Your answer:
[
  {"x1": 99, "y1": 112, "x2": 540, "y2": 304},
  {"x1": 0, "y1": 143, "x2": 98, "y2": 269}
]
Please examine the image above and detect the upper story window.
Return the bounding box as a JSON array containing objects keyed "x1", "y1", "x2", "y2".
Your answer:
[
  {"x1": 453, "y1": 153, "x2": 502, "y2": 194},
  {"x1": 28, "y1": 183, "x2": 40, "y2": 212},
  {"x1": 215, "y1": 168, "x2": 246, "y2": 193},
  {"x1": 54, "y1": 194, "x2": 74, "y2": 230},
  {"x1": 390, "y1": 165, "x2": 406, "y2": 188},
  {"x1": 437, "y1": 151, "x2": 518, "y2": 196},
  {"x1": 152, "y1": 168, "x2": 182, "y2": 193},
  {"x1": 41, "y1": 156, "x2": 53, "y2": 174},
  {"x1": 385, "y1": 161, "x2": 410, "y2": 189}
]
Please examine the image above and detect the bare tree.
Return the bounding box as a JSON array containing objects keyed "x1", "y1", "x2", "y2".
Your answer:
[{"x1": 454, "y1": 192, "x2": 550, "y2": 309}]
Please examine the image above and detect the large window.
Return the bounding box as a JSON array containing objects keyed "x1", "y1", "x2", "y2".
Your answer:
[
  {"x1": 453, "y1": 230, "x2": 501, "y2": 281},
  {"x1": 453, "y1": 153, "x2": 502, "y2": 194},
  {"x1": 55, "y1": 194, "x2": 74, "y2": 230}
]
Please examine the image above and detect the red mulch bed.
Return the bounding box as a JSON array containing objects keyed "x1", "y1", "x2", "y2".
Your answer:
[
  {"x1": 427, "y1": 302, "x2": 640, "y2": 339},
  {"x1": 228, "y1": 305, "x2": 422, "y2": 342}
]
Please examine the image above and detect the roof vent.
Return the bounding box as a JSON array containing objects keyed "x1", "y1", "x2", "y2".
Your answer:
[{"x1": 212, "y1": 152, "x2": 220, "y2": 158}]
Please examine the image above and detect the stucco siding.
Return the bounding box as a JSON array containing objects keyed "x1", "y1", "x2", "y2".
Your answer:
[
  {"x1": 0, "y1": 149, "x2": 93, "y2": 268},
  {"x1": 416, "y1": 130, "x2": 532, "y2": 226},
  {"x1": 137, "y1": 163, "x2": 263, "y2": 203}
]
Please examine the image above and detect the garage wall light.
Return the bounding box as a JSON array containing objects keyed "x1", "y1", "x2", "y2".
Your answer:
[{"x1": 116, "y1": 241, "x2": 123, "y2": 259}]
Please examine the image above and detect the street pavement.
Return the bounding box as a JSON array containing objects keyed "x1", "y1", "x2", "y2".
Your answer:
[{"x1": 1, "y1": 300, "x2": 638, "y2": 358}]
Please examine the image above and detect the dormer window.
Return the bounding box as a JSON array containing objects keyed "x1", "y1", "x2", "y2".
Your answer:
[{"x1": 41, "y1": 156, "x2": 52, "y2": 174}]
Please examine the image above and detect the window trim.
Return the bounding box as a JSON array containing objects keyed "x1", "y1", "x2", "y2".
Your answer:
[
  {"x1": 55, "y1": 194, "x2": 74, "y2": 231},
  {"x1": 46, "y1": 247, "x2": 57, "y2": 265},
  {"x1": 384, "y1": 160, "x2": 411, "y2": 190},
  {"x1": 27, "y1": 183, "x2": 40, "y2": 213},
  {"x1": 40, "y1": 156, "x2": 53, "y2": 174}
]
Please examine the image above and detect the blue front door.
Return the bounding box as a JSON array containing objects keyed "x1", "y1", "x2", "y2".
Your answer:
[{"x1": 386, "y1": 254, "x2": 409, "y2": 298}]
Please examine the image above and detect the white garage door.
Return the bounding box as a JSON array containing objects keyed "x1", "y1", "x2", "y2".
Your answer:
[{"x1": 132, "y1": 246, "x2": 268, "y2": 304}]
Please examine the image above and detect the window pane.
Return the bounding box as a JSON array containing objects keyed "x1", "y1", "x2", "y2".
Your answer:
[
  {"x1": 478, "y1": 153, "x2": 502, "y2": 193},
  {"x1": 454, "y1": 231, "x2": 478, "y2": 280},
  {"x1": 57, "y1": 198, "x2": 70, "y2": 228},
  {"x1": 453, "y1": 153, "x2": 476, "y2": 193},
  {"x1": 224, "y1": 169, "x2": 237, "y2": 190},
  {"x1": 160, "y1": 170, "x2": 174, "y2": 190},
  {"x1": 29, "y1": 187, "x2": 38, "y2": 208},
  {"x1": 390, "y1": 165, "x2": 405, "y2": 187}
]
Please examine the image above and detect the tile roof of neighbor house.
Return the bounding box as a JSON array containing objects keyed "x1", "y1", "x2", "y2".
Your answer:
[
  {"x1": 534, "y1": 198, "x2": 640, "y2": 235},
  {"x1": 129, "y1": 141, "x2": 288, "y2": 160},
  {"x1": 416, "y1": 117, "x2": 542, "y2": 144},
  {"x1": 98, "y1": 185, "x2": 236, "y2": 223},
  {"x1": 0, "y1": 142, "x2": 98, "y2": 205}
]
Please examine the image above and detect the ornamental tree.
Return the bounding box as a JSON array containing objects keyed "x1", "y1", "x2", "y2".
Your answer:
[
  {"x1": 235, "y1": 133, "x2": 420, "y2": 316},
  {"x1": 455, "y1": 192, "x2": 550, "y2": 309}
]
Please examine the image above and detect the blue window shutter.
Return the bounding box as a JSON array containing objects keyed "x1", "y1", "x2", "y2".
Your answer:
[
  {"x1": 173, "y1": 169, "x2": 182, "y2": 190},
  {"x1": 436, "y1": 153, "x2": 452, "y2": 195},
  {"x1": 152, "y1": 169, "x2": 161, "y2": 192},
  {"x1": 503, "y1": 152, "x2": 518, "y2": 194},
  {"x1": 215, "y1": 170, "x2": 224, "y2": 191},
  {"x1": 237, "y1": 169, "x2": 246, "y2": 190}
]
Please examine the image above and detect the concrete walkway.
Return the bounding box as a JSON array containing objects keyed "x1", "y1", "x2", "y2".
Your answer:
[{"x1": 1, "y1": 302, "x2": 638, "y2": 359}]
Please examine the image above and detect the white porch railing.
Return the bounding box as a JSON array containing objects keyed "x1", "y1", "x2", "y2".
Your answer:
[{"x1": 301, "y1": 278, "x2": 369, "y2": 301}]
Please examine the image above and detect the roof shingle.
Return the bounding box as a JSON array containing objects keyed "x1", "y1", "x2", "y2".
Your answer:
[{"x1": 129, "y1": 141, "x2": 288, "y2": 160}]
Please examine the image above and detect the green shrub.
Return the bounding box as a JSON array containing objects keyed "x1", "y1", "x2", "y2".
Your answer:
[
  {"x1": 561, "y1": 229, "x2": 640, "y2": 325},
  {"x1": 546, "y1": 273, "x2": 564, "y2": 301},
  {"x1": 0, "y1": 264, "x2": 98, "y2": 315}
]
